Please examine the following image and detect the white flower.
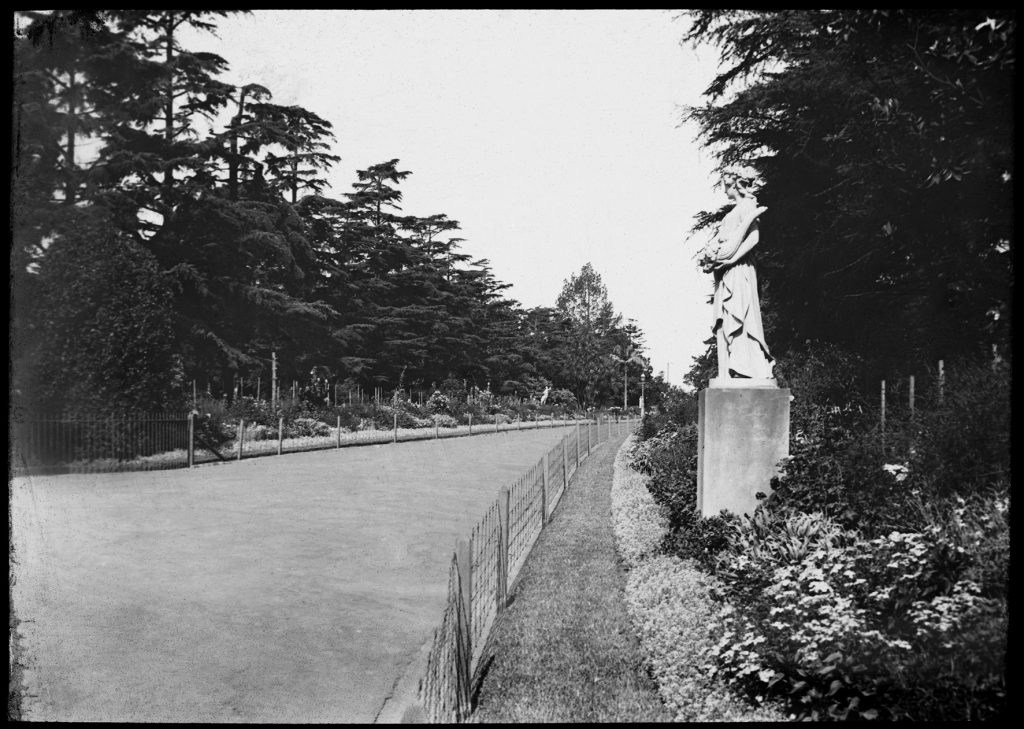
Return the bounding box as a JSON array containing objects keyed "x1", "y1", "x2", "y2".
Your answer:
[{"x1": 882, "y1": 463, "x2": 910, "y2": 482}]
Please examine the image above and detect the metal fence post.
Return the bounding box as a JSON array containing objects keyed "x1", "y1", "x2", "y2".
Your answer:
[
  {"x1": 393, "y1": 412, "x2": 398, "y2": 443},
  {"x1": 237, "y1": 418, "x2": 244, "y2": 461},
  {"x1": 494, "y1": 417, "x2": 499, "y2": 433},
  {"x1": 187, "y1": 412, "x2": 195, "y2": 468},
  {"x1": 469, "y1": 412, "x2": 472, "y2": 435},
  {"x1": 587, "y1": 418, "x2": 592, "y2": 455},
  {"x1": 541, "y1": 453, "x2": 549, "y2": 525},
  {"x1": 497, "y1": 487, "x2": 509, "y2": 612},
  {"x1": 435, "y1": 418, "x2": 439, "y2": 439},
  {"x1": 337, "y1": 415, "x2": 342, "y2": 448},
  {"x1": 909, "y1": 374, "x2": 915, "y2": 417},
  {"x1": 278, "y1": 416, "x2": 284, "y2": 456}
]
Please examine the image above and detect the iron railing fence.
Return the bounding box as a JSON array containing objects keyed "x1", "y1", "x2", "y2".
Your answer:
[
  {"x1": 417, "y1": 415, "x2": 637, "y2": 722},
  {"x1": 10, "y1": 412, "x2": 192, "y2": 475}
]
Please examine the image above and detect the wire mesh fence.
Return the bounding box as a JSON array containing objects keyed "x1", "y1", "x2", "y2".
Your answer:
[
  {"x1": 416, "y1": 415, "x2": 636, "y2": 722},
  {"x1": 508, "y1": 460, "x2": 545, "y2": 579},
  {"x1": 469, "y1": 501, "x2": 501, "y2": 669},
  {"x1": 421, "y1": 554, "x2": 472, "y2": 723}
]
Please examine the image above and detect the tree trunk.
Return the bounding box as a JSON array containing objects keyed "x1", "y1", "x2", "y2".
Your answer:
[
  {"x1": 623, "y1": 366, "x2": 627, "y2": 411},
  {"x1": 64, "y1": 69, "x2": 77, "y2": 205},
  {"x1": 162, "y1": 12, "x2": 176, "y2": 201}
]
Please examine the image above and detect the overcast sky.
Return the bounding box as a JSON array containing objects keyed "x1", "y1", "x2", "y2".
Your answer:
[{"x1": 181, "y1": 9, "x2": 727, "y2": 387}]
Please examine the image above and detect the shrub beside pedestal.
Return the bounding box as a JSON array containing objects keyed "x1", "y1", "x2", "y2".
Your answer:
[{"x1": 697, "y1": 382, "x2": 791, "y2": 518}]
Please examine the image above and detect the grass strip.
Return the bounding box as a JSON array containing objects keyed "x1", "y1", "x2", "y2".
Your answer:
[{"x1": 469, "y1": 433, "x2": 671, "y2": 723}]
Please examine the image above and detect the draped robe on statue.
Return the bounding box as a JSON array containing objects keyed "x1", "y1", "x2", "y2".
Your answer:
[{"x1": 711, "y1": 197, "x2": 773, "y2": 379}]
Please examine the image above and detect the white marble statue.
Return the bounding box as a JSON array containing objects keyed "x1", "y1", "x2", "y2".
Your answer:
[{"x1": 703, "y1": 170, "x2": 774, "y2": 381}]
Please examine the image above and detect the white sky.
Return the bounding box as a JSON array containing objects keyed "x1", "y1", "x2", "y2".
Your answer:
[{"x1": 180, "y1": 9, "x2": 727, "y2": 387}]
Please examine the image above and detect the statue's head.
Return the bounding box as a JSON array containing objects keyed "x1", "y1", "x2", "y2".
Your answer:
[{"x1": 722, "y1": 166, "x2": 758, "y2": 200}]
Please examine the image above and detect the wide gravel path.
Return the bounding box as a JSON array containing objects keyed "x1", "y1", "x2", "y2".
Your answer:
[{"x1": 10, "y1": 426, "x2": 577, "y2": 723}]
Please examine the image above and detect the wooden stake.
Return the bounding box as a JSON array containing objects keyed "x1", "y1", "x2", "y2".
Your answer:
[
  {"x1": 880, "y1": 380, "x2": 886, "y2": 432},
  {"x1": 497, "y1": 488, "x2": 509, "y2": 612}
]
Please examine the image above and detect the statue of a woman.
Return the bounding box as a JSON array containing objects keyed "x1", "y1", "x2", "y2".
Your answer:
[{"x1": 705, "y1": 171, "x2": 774, "y2": 381}]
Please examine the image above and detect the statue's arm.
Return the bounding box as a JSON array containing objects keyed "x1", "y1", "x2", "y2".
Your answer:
[
  {"x1": 716, "y1": 220, "x2": 760, "y2": 268},
  {"x1": 714, "y1": 203, "x2": 766, "y2": 267}
]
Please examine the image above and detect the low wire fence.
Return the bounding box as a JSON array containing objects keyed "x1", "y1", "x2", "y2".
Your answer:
[
  {"x1": 418, "y1": 415, "x2": 635, "y2": 722},
  {"x1": 8, "y1": 411, "x2": 609, "y2": 476}
]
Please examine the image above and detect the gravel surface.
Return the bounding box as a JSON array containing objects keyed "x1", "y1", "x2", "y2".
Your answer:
[{"x1": 9, "y1": 427, "x2": 577, "y2": 723}]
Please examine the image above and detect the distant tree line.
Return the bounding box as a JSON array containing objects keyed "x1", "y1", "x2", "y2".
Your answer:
[
  {"x1": 11, "y1": 10, "x2": 662, "y2": 415},
  {"x1": 681, "y1": 9, "x2": 1013, "y2": 388}
]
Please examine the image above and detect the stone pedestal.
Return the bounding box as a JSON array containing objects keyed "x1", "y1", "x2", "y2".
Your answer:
[{"x1": 697, "y1": 383, "x2": 791, "y2": 518}]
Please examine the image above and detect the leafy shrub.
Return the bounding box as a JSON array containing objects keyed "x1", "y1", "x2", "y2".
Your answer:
[
  {"x1": 905, "y1": 358, "x2": 1010, "y2": 501},
  {"x1": 773, "y1": 340, "x2": 867, "y2": 442},
  {"x1": 226, "y1": 396, "x2": 279, "y2": 427},
  {"x1": 244, "y1": 424, "x2": 274, "y2": 441},
  {"x1": 288, "y1": 417, "x2": 331, "y2": 438},
  {"x1": 708, "y1": 502, "x2": 1008, "y2": 720},
  {"x1": 662, "y1": 511, "x2": 738, "y2": 573},
  {"x1": 655, "y1": 347, "x2": 1010, "y2": 721},
  {"x1": 432, "y1": 413, "x2": 459, "y2": 428},
  {"x1": 425, "y1": 390, "x2": 452, "y2": 414},
  {"x1": 637, "y1": 412, "x2": 667, "y2": 441},
  {"x1": 193, "y1": 410, "x2": 232, "y2": 450},
  {"x1": 628, "y1": 425, "x2": 698, "y2": 527},
  {"x1": 768, "y1": 355, "x2": 1010, "y2": 540},
  {"x1": 546, "y1": 387, "x2": 579, "y2": 408},
  {"x1": 373, "y1": 405, "x2": 419, "y2": 429},
  {"x1": 334, "y1": 405, "x2": 370, "y2": 431}
]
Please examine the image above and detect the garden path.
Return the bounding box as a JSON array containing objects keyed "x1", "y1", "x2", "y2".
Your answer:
[{"x1": 10, "y1": 426, "x2": 576, "y2": 723}]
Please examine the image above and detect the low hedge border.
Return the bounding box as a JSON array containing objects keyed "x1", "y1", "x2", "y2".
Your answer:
[{"x1": 610, "y1": 436, "x2": 789, "y2": 722}]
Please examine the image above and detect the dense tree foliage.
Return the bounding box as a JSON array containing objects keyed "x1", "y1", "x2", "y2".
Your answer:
[
  {"x1": 11, "y1": 10, "x2": 651, "y2": 413},
  {"x1": 13, "y1": 210, "x2": 183, "y2": 414},
  {"x1": 683, "y1": 9, "x2": 1013, "y2": 382}
]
